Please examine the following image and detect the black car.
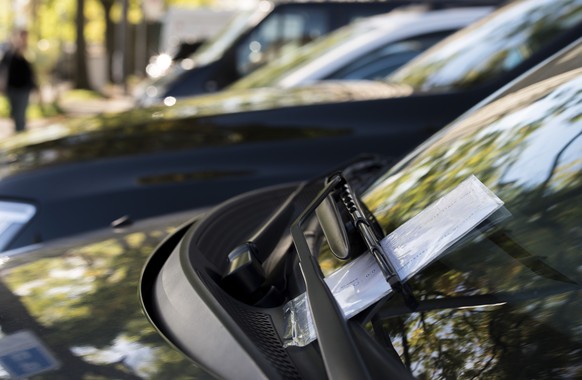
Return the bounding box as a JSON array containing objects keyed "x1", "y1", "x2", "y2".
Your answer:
[
  {"x1": 0, "y1": 35, "x2": 578, "y2": 380},
  {"x1": 227, "y1": 6, "x2": 493, "y2": 90},
  {"x1": 134, "y1": 0, "x2": 502, "y2": 106},
  {"x1": 0, "y1": 0, "x2": 580, "y2": 252},
  {"x1": 141, "y1": 39, "x2": 582, "y2": 379}
]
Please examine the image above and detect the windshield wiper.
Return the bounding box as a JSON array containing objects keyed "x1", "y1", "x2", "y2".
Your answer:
[
  {"x1": 290, "y1": 173, "x2": 416, "y2": 379},
  {"x1": 376, "y1": 284, "x2": 580, "y2": 320},
  {"x1": 221, "y1": 155, "x2": 389, "y2": 304},
  {"x1": 291, "y1": 174, "x2": 371, "y2": 379}
]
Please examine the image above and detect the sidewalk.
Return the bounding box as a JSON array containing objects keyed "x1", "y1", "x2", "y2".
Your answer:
[
  {"x1": 0, "y1": 85, "x2": 135, "y2": 140},
  {"x1": 0, "y1": 117, "x2": 49, "y2": 140}
]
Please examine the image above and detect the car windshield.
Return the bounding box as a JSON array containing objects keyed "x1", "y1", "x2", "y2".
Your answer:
[
  {"x1": 333, "y1": 66, "x2": 582, "y2": 377},
  {"x1": 192, "y1": 5, "x2": 270, "y2": 67},
  {"x1": 387, "y1": 0, "x2": 582, "y2": 92},
  {"x1": 229, "y1": 14, "x2": 383, "y2": 89}
]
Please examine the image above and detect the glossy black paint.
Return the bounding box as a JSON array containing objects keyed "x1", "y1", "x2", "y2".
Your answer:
[
  {"x1": 0, "y1": 210, "x2": 209, "y2": 379},
  {"x1": 1, "y1": 0, "x2": 580, "y2": 251},
  {"x1": 0, "y1": 84, "x2": 481, "y2": 251}
]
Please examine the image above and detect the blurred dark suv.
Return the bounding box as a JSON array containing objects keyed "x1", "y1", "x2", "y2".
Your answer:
[{"x1": 135, "y1": 0, "x2": 502, "y2": 106}]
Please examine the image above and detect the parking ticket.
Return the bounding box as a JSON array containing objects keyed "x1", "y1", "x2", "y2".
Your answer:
[
  {"x1": 284, "y1": 175, "x2": 505, "y2": 346},
  {"x1": 325, "y1": 175, "x2": 504, "y2": 318}
]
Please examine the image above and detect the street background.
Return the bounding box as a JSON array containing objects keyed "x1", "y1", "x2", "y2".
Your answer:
[
  {"x1": 0, "y1": 84, "x2": 134, "y2": 139},
  {"x1": 0, "y1": 0, "x2": 257, "y2": 138}
]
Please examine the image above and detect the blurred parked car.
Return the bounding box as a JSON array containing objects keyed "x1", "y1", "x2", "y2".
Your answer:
[
  {"x1": 134, "y1": 0, "x2": 501, "y2": 107},
  {"x1": 229, "y1": 6, "x2": 493, "y2": 90},
  {"x1": 0, "y1": 0, "x2": 580, "y2": 253},
  {"x1": 145, "y1": 7, "x2": 237, "y2": 79},
  {"x1": 142, "y1": 39, "x2": 582, "y2": 379},
  {"x1": 0, "y1": 35, "x2": 578, "y2": 380}
]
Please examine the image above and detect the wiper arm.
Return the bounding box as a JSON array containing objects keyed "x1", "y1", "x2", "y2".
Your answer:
[
  {"x1": 291, "y1": 174, "x2": 372, "y2": 380},
  {"x1": 290, "y1": 173, "x2": 416, "y2": 379},
  {"x1": 323, "y1": 175, "x2": 418, "y2": 308},
  {"x1": 221, "y1": 155, "x2": 389, "y2": 304}
]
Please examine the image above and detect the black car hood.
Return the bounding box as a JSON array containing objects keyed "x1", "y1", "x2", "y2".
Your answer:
[
  {"x1": 0, "y1": 81, "x2": 412, "y2": 177},
  {"x1": 0, "y1": 209, "x2": 210, "y2": 379}
]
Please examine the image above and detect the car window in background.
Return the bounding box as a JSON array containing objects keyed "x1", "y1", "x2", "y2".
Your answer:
[
  {"x1": 230, "y1": 19, "x2": 374, "y2": 88},
  {"x1": 229, "y1": 12, "x2": 449, "y2": 89},
  {"x1": 350, "y1": 69, "x2": 582, "y2": 378},
  {"x1": 193, "y1": 6, "x2": 269, "y2": 68},
  {"x1": 145, "y1": 7, "x2": 269, "y2": 93},
  {"x1": 235, "y1": 6, "x2": 328, "y2": 76},
  {"x1": 388, "y1": 0, "x2": 582, "y2": 92},
  {"x1": 326, "y1": 32, "x2": 449, "y2": 81}
]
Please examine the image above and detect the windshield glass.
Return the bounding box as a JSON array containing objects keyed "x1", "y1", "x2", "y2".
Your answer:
[
  {"x1": 354, "y1": 68, "x2": 582, "y2": 377},
  {"x1": 387, "y1": 0, "x2": 582, "y2": 92},
  {"x1": 193, "y1": 5, "x2": 270, "y2": 67},
  {"x1": 229, "y1": 16, "x2": 380, "y2": 89}
]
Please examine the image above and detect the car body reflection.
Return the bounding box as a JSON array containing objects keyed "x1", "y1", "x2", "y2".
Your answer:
[
  {"x1": 0, "y1": 210, "x2": 208, "y2": 378},
  {"x1": 358, "y1": 68, "x2": 582, "y2": 379}
]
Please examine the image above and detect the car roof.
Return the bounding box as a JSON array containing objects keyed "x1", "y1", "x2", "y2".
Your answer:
[{"x1": 275, "y1": 6, "x2": 493, "y2": 87}]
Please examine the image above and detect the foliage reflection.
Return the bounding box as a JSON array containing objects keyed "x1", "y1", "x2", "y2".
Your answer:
[
  {"x1": 388, "y1": 0, "x2": 582, "y2": 92},
  {"x1": 0, "y1": 225, "x2": 206, "y2": 379},
  {"x1": 357, "y1": 70, "x2": 582, "y2": 377}
]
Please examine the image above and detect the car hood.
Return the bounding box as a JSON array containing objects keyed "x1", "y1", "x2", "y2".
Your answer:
[
  {"x1": 0, "y1": 209, "x2": 210, "y2": 379},
  {"x1": 0, "y1": 81, "x2": 412, "y2": 177}
]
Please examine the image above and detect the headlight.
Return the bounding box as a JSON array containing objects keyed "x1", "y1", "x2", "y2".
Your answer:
[{"x1": 0, "y1": 201, "x2": 36, "y2": 252}]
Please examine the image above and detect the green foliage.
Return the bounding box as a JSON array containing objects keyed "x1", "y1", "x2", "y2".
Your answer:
[
  {"x1": 0, "y1": 97, "x2": 8, "y2": 117},
  {"x1": 4, "y1": 0, "x2": 218, "y2": 44},
  {"x1": 2, "y1": 0, "x2": 218, "y2": 92}
]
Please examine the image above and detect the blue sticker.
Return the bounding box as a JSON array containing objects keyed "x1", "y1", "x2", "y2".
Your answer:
[{"x1": 0, "y1": 331, "x2": 59, "y2": 378}]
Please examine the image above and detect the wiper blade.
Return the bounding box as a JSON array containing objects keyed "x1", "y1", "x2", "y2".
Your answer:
[
  {"x1": 324, "y1": 176, "x2": 417, "y2": 309},
  {"x1": 290, "y1": 173, "x2": 416, "y2": 379},
  {"x1": 376, "y1": 284, "x2": 580, "y2": 320}
]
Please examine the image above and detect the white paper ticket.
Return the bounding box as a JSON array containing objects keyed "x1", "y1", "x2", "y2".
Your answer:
[{"x1": 325, "y1": 175, "x2": 504, "y2": 318}]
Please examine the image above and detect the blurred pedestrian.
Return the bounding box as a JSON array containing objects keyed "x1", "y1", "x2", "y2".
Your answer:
[{"x1": 0, "y1": 28, "x2": 36, "y2": 133}]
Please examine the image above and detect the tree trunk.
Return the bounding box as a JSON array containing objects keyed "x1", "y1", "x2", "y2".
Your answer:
[
  {"x1": 74, "y1": 0, "x2": 91, "y2": 89},
  {"x1": 101, "y1": 0, "x2": 115, "y2": 83}
]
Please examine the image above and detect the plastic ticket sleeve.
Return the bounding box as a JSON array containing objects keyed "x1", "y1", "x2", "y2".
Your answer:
[
  {"x1": 282, "y1": 258, "x2": 392, "y2": 347},
  {"x1": 383, "y1": 175, "x2": 504, "y2": 281},
  {"x1": 283, "y1": 175, "x2": 504, "y2": 347},
  {"x1": 282, "y1": 293, "x2": 316, "y2": 348},
  {"x1": 324, "y1": 253, "x2": 392, "y2": 319}
]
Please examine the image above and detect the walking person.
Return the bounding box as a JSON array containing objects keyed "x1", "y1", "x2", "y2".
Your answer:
[{"x1": 0, "y1": 28, "x2": 36, "y2": 133}]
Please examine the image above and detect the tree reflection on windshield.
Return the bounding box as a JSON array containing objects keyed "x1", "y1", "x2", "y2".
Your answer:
[
  {"x1": 360, "y1": 69, "x2": 582, "y2": 378},
  {"x1": 388, "y1": 0, "x2": 582, "y2": 92}
]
